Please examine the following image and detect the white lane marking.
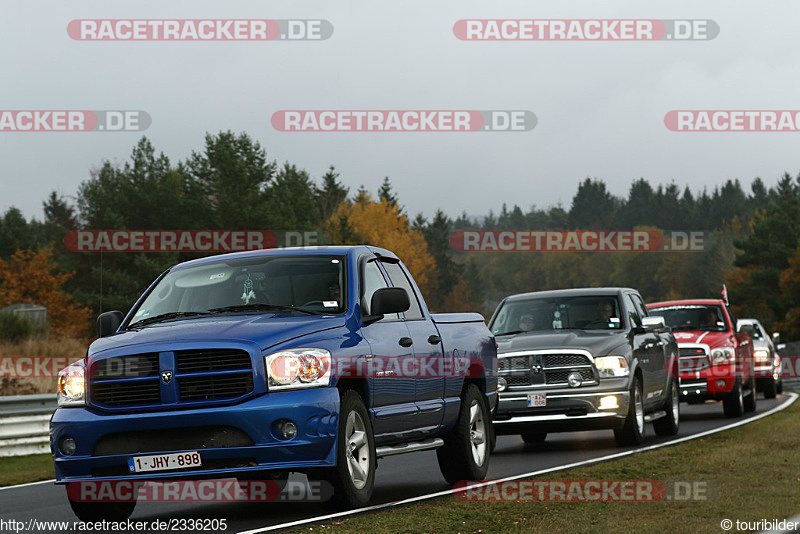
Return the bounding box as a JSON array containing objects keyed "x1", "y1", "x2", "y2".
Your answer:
[
  {"x1": 761, "y1": 512, "x2": 800, "y2": 534},
  {"x1": 238, "y1": 393, "x2": 798, "y2": 534},
  {"x1": 0, "y1": 479, "x2": 54, "y2": 491}
]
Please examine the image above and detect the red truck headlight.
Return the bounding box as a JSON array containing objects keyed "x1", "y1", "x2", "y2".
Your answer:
[
  {"x1": 57, "y1": 360, "x2": 86, "y2": 407},
  {"x1": 266, "y1": 348, "x2": 332, "y2": 391},
  {"x1": 710, "y1": 347, "x2": 735, "y2": 365}
]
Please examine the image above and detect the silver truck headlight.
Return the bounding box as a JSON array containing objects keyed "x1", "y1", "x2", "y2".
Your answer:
[
  {"x1": 753, "y1": 349, "x2": 770, "y2": 363},
  {"x1": 266, "y1": 348, "x2": 331, "y2": 391},
  {"x1": 710, "y1": 347, "x2": 735, "y2": 365},
  {"x1": 594, "y1": 356, "x2": 630, "y2": 378},
  {"x1": 57, "y1": 360, "x2": 86, "y2": 407}
]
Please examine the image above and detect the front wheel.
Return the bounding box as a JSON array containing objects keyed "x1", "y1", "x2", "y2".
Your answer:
[
  {"x1": 723, "y1": 378, "x2": 744, "y2": 418},
  {"x1": 322, "y1": 390, "x2": 375, "y2": 509},
  {"x1": 653, "y1": 379, "x2": 680, "y2": 436},
  {"x1": 437, "y1": 384, "x2": 490, "y2": 484},
  {"x1": 763, "y1": 377, "x2": 778, "y2": 399},
  {"x1": 744, "y1": 379, "x2": 757, "y2": 412},
  {"x1": 520, "y1": 432, "x2": 547, "y2": 444},
  {"x1": 614, "y1": 375, "x2": 645, "y2": 446},
  {"x1": 67, "y1": 489, "x2": 136, "y2": 522}
]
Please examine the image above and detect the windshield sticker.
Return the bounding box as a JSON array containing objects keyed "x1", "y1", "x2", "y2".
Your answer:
[
  {"x1": 610, "y1": 317, "x2": 620, "y2": 322},
  {"x1": 323, "y1": 300, "x2": 338, "y2": 307},
  {"x1": 209, "y1": 272, "x2": 226, "y2": 280}
]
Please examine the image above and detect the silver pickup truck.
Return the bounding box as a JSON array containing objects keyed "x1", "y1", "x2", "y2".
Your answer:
[{"x1": 489, "y1": 287, "x2": 680, "y2": 447}]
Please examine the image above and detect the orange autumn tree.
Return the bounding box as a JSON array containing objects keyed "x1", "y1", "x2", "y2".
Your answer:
[
  {"x1": 0, "y1": 248, "x2": 92, "y2": 338},
  {"x1": 326, "y1": 194, "x2": 435, "y2": 294}
]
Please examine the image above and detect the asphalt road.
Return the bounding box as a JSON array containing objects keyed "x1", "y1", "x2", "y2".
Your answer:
[{"x1": 0, "y1": 394, "x2": 792, "y2": 533}]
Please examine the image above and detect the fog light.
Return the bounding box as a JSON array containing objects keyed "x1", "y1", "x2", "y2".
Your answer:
[
  {"x1": 599, "y1": 395, "x2": 619, "y2": 410},
  {"x1": 567, "y1": 372, "x2": 582, "y2": 388},
  {"x1": 497, "y1": 377, "x2": 507, "y2": 393},
  {"x1": 278, "y1": 420, "x2": 298, "y2": 440},
  {"x1": 60, "y1": 437, "x2": 76, "y2": 456},
  {"x1": 716, "y1": 379, "x2": 726, "y2": 387}
]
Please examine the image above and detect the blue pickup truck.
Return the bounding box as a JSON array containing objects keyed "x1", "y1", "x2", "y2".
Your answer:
[{"x1": 52, "y1": 246, "x2": 496, "y2": 520}]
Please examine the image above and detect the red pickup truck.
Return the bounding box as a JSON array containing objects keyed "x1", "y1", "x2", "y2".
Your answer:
[{"x1": 646, "y1": 299, "x2": 756, "y2": 417}]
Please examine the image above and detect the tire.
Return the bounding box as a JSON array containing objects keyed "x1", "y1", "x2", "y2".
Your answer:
[
  {"x1": 238, "y1": 470, "x2": 289, "y2": 495},
  {"x1": 777, "y1": 378, "x2": 784, "y2": 395},
  {"x1": 723, "y1": 378, "x2": 744, "y2": 418},
  {"x1": 653, "y1": 379, "x2": 680, "y2": 436},
  {"x1": 437, "y1": 384, "x2": 490, "y2": 485},
  {"x1": 67, "y1": 489, "x2": 136, "y2": 522},
  {"x1": 322, "y1": 390, "x2": 376, "y2": 509},
  {"x1": 614, "y1": 375, "x2": 645, "y2": 447},
  {"x1": 744, "y1": 379, "x2": 758, "y2": 412},
  {"x1": 763, "y1": 377, "x2": 778, "y2": 399},
  {"x1": 520, "y1": 432, "x2": 547, "y2": 444}
]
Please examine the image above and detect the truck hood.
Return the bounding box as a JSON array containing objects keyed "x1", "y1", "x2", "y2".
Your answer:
[
  {"x1": 89, "y1": 314, "x2": 347, "y2": 355},
  {"x1": 672, "y1": 330, "x2": 730, "y2": 347},
  {"x1": 496, "y1": 330, "x2": 627, "y2": 357}
]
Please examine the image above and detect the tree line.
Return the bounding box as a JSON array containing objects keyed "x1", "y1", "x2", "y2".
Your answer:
[{"x1": 0, "y1": 132, "x2": 796, "y2": 338}]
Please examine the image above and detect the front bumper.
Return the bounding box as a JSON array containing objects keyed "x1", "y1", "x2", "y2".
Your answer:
[
  {"x1": 492, "y1": 380, "x2": 630, "y2": 434},
  {"x1": 51, "y1": 387, "x2": 339, "y2": 483}
]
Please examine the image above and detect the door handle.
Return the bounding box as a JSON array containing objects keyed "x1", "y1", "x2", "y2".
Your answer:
[
  {"x1": 399, "y1": 337, "x2": 413, "y2": 347},
  {"x1": 428, "y1": 335, "x2": 441, "y2": 345}
]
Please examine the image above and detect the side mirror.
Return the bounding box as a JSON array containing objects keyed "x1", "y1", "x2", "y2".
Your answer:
[
  {"x1": 642, "y1": 316, "x2": 665, "y2": 329},
  {"x1": 96, "y1": 311, "x2": 124, "y2": 337},
  {"x1": 364, "y1": 288, "x2": 410, "y2": 324}
]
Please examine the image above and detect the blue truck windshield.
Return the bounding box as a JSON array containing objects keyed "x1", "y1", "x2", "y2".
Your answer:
[
  {"x1": 491, "y1": 295, "x2": 623, "y2": 336},
  {"x1": 129, "y1": 255, "x2": 347, "y2": 327}
]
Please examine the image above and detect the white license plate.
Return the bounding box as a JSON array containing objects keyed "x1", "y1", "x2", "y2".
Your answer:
[
  {"x1": 128, "y1": 451, "x2": 202, "y2": 473},
  {"x1": 527, "y1": 393, "x2": 547, "y2": 407}
]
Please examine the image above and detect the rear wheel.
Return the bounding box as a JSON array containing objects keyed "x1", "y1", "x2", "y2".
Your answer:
[
  {"x1": 520, "y1": 432, "x2": 547, "y2": 444},
  {"x1": 437, "y1": 384, "x2": 490, "y2": 484},
  {"x1": 654, "y1": 379, "x2": 680, "y2": 436},
  {"x1": 322, "y1": 390, "x2": 375, "y2": 509},
  {"x1": 614, "y1": 375, "x2": 645, "y2": 446},
  {"x1": 744, "y1": 379, "x2": 757, "y2": 412},
  {"x1": 723, "y1": 379, "x2": 744, "y2": 417}
]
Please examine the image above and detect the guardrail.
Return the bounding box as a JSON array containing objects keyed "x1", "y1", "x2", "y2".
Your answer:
[{"x1": 0, "y1": 394, "x2": 56, "y2": 457}]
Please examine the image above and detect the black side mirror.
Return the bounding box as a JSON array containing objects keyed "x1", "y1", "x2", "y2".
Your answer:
[
  {"x1": 97, "y1": 311, "x2": 124, "y2": 337},
  {"x1": 364, "y1": 288, "x2": 410, "y2": 324}
]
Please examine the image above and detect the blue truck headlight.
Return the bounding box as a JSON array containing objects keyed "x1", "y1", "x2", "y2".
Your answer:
[
  {"x1": 57, "y1": 360, "x2": 86, "y2": 407},
  {"x1": 266, "y1": 348, "x2": 332, "y2": 391},
  {"x1": 594, "y1": 356, "x2": 630, "y2": 378},
  {"x1": 710, "y1": 347, "x2": 735, "y2": 365}
]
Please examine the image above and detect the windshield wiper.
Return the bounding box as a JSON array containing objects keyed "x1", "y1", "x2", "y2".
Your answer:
[
  {"x1": 494, "y1": 330, "x2": 524, "y2": 337},
  {"x1": 128, "y1": 311, "x2": 214, "y2": 329},
  {"x1": 207, "y1": 304, "x2": 320, "y2": 315}
]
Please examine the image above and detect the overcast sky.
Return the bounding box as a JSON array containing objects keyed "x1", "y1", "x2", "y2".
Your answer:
[{"x1": 2, "y1": 1, "x2": 799, "y2": 222}]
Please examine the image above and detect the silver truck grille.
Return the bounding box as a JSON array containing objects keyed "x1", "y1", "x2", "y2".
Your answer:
[{"x1": 498, "y1": 352, "x2": 597, "y2": 388}]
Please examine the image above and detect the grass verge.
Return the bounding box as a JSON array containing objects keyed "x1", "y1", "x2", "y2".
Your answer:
[
  {"x1": 303, "y1": 395, "x2": 800, "y2": 533},
  {"x1": 0, "y1": 454, "x2": 54, "y2": 487}
]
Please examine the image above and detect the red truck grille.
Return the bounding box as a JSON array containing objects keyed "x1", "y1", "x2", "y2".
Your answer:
[
  {"x1": 678, "y1": 346, "x2": 709, "y2": 371},
  {"x1": 89, "y1": 349, "x2": 255, "y2": 409}
]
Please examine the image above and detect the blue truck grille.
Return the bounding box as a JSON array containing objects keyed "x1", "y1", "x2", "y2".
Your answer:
[{"x1": 89, "y1": 349, "x2": 255, "y2": 408}]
